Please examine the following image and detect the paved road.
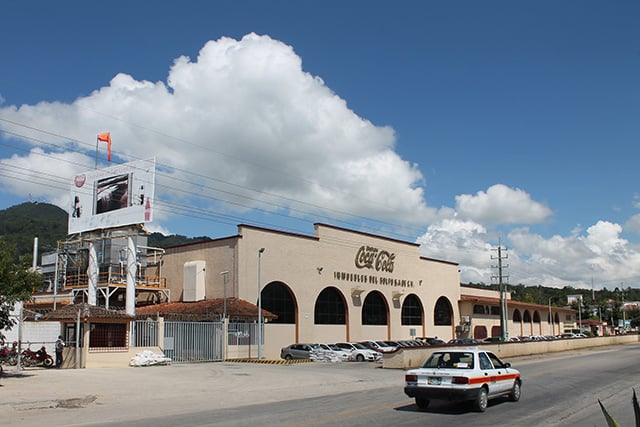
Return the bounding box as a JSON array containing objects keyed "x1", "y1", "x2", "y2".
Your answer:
[{"x1": 1, "y1": 344, "x2": 639, "y2": 426}]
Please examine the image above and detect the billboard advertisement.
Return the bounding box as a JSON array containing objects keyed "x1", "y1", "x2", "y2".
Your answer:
[{"x1": 68, "y1": 158, "x2": 156, "y2": 234}]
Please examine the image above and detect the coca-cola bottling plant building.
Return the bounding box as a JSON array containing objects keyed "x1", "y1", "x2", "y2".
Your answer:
[{"x1": 160, "y1": 223, "x2": 462, "y2": 359}]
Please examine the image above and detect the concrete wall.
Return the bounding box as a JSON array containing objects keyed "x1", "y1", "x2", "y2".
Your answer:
[
  {"x1": 4, "y1": 321, "x2": 61, "y2": 348},
  {"x1": 85, "y1": 347, "x2": 163, "y2": 368},
  {"x1": 381, "y1": 335, "x2": 640, "y2": 370}
]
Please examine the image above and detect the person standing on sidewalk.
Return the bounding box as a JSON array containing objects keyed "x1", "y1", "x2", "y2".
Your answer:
[{"x1": 55, "y1": 335, "x2": 65, "y2": 368}]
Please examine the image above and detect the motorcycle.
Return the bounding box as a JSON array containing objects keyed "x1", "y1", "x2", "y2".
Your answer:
[
  {"x1": 21, "y1": 345, "x2": 54, "y2": 368},
  {"x1": 0, "y1": 342, "x2": 19, "y2": 366}
]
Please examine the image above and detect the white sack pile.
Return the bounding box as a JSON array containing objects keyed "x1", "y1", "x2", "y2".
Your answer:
[{"x1": 130, "y1": 350, "x2": 172, "y2": 367}]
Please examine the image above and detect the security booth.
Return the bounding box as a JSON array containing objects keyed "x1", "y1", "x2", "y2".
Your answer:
[{"x1": 43, "y1": 303, "x2": 145, "y2": 368}]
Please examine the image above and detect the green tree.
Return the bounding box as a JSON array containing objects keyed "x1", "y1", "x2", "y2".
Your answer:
[{"x1": 0, "y1": 240, "x2": 41, "y2": 340}]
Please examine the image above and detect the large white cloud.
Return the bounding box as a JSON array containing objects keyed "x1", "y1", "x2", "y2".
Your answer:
[
  {"x1": 418, "y1": 216, "x2": 640, "y2": 288},
  {"x1": 456, "y1": 184, "x2": 552, "y2": 225},
  {"x1": 0, "y1": 33, "x2": 435, "y2": 225}
]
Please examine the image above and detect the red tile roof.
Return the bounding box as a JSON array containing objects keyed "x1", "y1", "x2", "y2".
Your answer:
[
  {"x1": 43, "y1": 303, "x2": 134, "y2": 321},
  {"x1": 135, "y1": 298, "x2": 277, "y2": 321}
]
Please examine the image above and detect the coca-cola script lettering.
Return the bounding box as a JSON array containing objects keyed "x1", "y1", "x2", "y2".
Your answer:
[{"x1": 354, "y1": 246, "x2": 395, "y2": 273}]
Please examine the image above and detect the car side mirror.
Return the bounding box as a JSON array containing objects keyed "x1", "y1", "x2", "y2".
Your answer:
[{"x1": 504, "y1": 362, "x2": 511, "y2": 368}]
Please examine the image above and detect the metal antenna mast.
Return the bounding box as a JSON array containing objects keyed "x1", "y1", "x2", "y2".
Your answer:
[{"x1": 491, "y1": 242, "x2": 509, "y2": 340}]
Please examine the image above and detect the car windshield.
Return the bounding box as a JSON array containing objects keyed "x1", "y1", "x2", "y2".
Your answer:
[
  {"x1": 352, "y1": 343, "x2": 367, "y2": 350},
  {"x1": 423, "y1": 351, "x2": 474, "y2": 369}
]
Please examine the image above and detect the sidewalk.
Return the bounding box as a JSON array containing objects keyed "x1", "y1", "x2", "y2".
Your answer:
[{"x1": 0, "y1": 361, "x2": 400, "y2": 426}]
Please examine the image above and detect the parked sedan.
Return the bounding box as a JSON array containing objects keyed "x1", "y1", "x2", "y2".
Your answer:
[
  {"x1": 359, "y1": 340, "x2": 398, "y2": 352},
  {"x1": 280, "y1": 343, "x2": 318, "y2": 360},
  {"x1": 447, "y1": 338, "x2": 478, "y2": 345},
  {"x1": 404, "y1": 347, "x2": 521, "y2": 412},
  {"x1": 334, "y1": 342, "x2": 381, "y2": 362}
]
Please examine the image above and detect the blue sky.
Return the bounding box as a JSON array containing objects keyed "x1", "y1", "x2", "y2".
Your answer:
[{"x1": 1, "y1": 1, "x2": 639, "y2": 289}]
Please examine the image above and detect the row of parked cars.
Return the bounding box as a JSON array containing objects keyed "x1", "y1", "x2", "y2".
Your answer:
[
  {"x1": 281, "y1": 333, "x2": 591, "y2": 361},
  {"x1": 280, "y1": 342, "x2": 381, "y2": 361},
  {"x1": 280, "y1": 338, "x2": 450, "y2": 361}
]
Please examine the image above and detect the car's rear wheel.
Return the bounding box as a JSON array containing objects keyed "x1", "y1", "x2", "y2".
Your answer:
[
  {"x1": 415, "y1": 397, "x2": 430, "y2": 410},
  {"x1": 284, "y1": 354, "x2": 292, "y2": 360},
  {"x1": 509, "y1": 380, "x2": 521, "y2": 402},
  {"x1": 473, "y1": 387, "x2": 488, "y2": 412},
  {"x1": 356, "y1": 354, "x2": 364, "y2": 362}
]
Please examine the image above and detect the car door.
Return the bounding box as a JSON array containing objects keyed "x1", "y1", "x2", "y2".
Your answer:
[
  {"x1": 477, "y1": 351, "x2": 502, "y2": 395},
  {"x1": 485, "y1": 351, "x2": 513, "y2": 394}
]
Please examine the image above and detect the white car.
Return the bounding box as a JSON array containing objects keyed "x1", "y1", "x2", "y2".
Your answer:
[
  {"x1": 334, "y1": 342, "x2": 381, "y2": 362},
  {"x1": 314, "y1": 343, "x2": 353, "y2": 362},
  {"x1": 404, "y1": 347, "x2": 522, "y2": 412},
  {"x1": 359, "y1": 340, "x2": 398, "y2": 352}
]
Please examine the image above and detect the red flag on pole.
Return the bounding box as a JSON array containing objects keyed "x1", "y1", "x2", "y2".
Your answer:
[{"x1": 97, "y1": 132, "x2": 112, "y2": 161}]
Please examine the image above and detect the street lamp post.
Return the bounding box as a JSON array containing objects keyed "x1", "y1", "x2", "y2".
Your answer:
[
  {"x1": 220, "y1": 271, "x2": 229, "y2": 320},
  {"x1": 257, "y1": 248, "x2": 265, "y2": 359}
]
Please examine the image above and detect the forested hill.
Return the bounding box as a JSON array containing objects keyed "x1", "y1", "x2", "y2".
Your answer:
[
  {"x1": 0, "y1": 202, "x2": 68, "y2": 256},
  {"x1": 0, "y1": 202, "x2": 211, "y2": 259}
]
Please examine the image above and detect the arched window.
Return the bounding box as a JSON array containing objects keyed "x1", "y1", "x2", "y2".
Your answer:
[
  {"x1": 401, "y1": 294, "x2": 423, "y2": 326},
  {"x1": 434, "y1": 297, "x2": 452, "y2": 326},
  {"x1": 314, "y1": 287, "x2": 346, "y2": 325},
  {"x1": 523, "y1": 310, "x2": 532, "y2": 323},
  {"x1": 362, "y1": 291, "x2": 388, "y2": 325},
  {"x1": 513, "y1": 309, "x2": 522, "y2": 322},
  {"x1": 261, "y1": 281, "x2": 296, "y2": 324},
  {"x1": 533, "y1": 311, "x2": 541, "y2": 323}
]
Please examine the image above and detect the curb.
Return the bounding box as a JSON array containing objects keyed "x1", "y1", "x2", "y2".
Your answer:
[{"x1": 224, "y1": 358, "x2": 313, "y2": 365}]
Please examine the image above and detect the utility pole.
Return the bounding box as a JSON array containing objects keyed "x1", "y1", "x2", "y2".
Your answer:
[{"x1": 491, "y1": 243, "x2": 509, "y2": 341}]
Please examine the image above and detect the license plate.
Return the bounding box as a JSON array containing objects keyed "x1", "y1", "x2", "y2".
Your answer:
[{"x1": 428, "y1": 377, "x2": 442, "y2": 385}]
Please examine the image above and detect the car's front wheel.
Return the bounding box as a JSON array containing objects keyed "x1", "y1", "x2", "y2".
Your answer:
[
  {"x1": 356, "y1": 354, "x2": 364, "y2": 362},
  {"x1": 509, "y1": 380, "x2": 521, "y2": 402},
  {"x1": 415, "y1": 397, "x2": 430, "y2": 410},
  {"x1": 473, "y1": 387, "x2": 488, "y2": 412}
]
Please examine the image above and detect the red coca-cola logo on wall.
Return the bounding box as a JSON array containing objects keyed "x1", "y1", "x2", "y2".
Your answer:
[{"x1": 74, "y1": 174, "x2": 86, "y2": 188}]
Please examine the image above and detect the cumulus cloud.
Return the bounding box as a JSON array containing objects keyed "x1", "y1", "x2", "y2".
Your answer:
[
  {"x1": 0, "y1": 33, "x2": 434, "y2": 225},
  {"x1": 417, "y1": 216, "x2": 640, "y2": 288},
  {"x1": 456, "y1": 184, "x2": 552, "y2": 225}
]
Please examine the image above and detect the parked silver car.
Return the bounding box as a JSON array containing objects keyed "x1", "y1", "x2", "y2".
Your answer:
[{"x1": 280, "y1": 343, "x2": 318, "y2": 360}]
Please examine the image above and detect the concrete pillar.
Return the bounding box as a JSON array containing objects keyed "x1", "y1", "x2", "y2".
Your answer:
[
  {"x1": 88, "y1": 242, "x2": 98, "y2": 305},
  {"x1": 126, "y1": 236, "x2": 137, "y2": 316}
]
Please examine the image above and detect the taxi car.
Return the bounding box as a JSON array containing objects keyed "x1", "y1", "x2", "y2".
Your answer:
[{"x1": 404, "y1": 347, "x2": 521, "y2": 412}]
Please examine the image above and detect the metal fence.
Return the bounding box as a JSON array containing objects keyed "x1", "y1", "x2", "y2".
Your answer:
[
  {"x1": 134, "y1": 320, "x2": 159, "y2": 347},
  {"x1": 163, "y1": 321, "x2": 224, "y2": 363},
  {"x1": 227, "y1": 322, "x2": 260, "y2": 346},
  {"x1": 133, "y1": 320, "x2": 258, "y2": 363}
]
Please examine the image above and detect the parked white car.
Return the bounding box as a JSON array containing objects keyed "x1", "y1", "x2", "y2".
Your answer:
[
  {"x1": 404, "y1": 347, "x2": 522, "y2": 412},
  {"x1": 359, "y1": 340, "x2": 398, "y2": 352},
  {"x1": 314, "y1": 343, "x2": 353, "y2": 362},
  {"x1": 334, "y1": 342, "x2": 381, "y2": 362}
]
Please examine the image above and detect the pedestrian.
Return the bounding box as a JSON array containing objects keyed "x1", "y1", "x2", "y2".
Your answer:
[{"x1": 55, "y1": 335, "x2": 65, "y2": 368}]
